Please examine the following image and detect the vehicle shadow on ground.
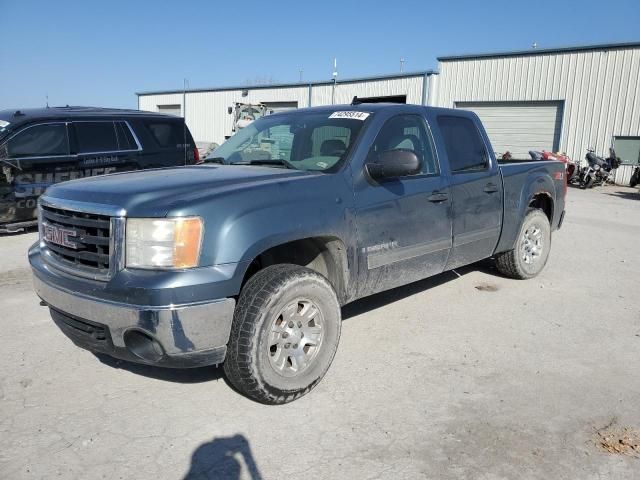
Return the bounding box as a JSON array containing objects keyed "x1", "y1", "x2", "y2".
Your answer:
[
  {"x1": 184, "y1": 434, "x2": 263, "y2": 480},
  {"x1": 604, "y1": 190, "x2": 640, "y2": 200},
  {"x1": 94, "y1": 353, "x2": 224, "y2": 384},
  {"x1": 342, "y1": 258, "x2": 497, "y2": 320}
]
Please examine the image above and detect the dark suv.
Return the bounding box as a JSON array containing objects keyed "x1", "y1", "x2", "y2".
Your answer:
[{"x1": 0, "y1": 106, "x2": 198, "y2": 232}]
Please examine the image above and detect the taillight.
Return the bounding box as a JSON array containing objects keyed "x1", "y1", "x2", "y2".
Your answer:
[
  {"x1": 553, "y1": 170, "x2": 567, "y2": 196},
  {"x1": 193, "y1": 146, "x2": 201, "y2": 164}
]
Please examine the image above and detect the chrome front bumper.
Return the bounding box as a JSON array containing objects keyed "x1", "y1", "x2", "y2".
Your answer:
[{"x1": 33, "y1": 273, "x2": 236, "y2": 368}]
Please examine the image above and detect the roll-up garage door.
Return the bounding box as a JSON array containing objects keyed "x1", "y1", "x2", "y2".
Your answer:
[{"x1": 456, "y1": 101, "x2": 563, "y2": 160}]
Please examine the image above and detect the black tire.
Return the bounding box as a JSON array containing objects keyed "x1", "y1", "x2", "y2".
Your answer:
[
  {"x1": 495, "y1": 209, "x2": 551, "y2": 280},
  {"x1": 630, "y1": 169, "x2": 640, "y2": 188},
  {"x1": 224, "y1": 264, "x2": 341, "y2": 405}
]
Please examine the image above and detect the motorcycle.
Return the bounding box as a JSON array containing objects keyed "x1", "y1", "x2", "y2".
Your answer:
[
  {"x1": 579, "y1": 148, "x2": 621, "y2": 188},
  {"x1": 630, "y1": 165, "x2": 640, "y2": 188}
]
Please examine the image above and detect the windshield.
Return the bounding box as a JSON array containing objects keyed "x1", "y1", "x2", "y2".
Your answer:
[{"x1": 210, "y1": 110, "x2": 370, "y2": 172}]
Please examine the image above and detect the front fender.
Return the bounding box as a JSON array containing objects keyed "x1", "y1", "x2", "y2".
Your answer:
[{"x1": 171, "y1": 172, "x2": 355, "y2": 268}]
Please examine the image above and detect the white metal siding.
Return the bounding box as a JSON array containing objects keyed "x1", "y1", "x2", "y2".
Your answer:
[
  {"x1": 311, "y1": 76, "x2": 425, "y2": 106},
  {"x1": 614, "y1": 164, "x2": 636, "y2": 185},
  {"x1": 457, "y1": 101, "x2": 563, "y2": 159},
  {"x1": 139, "y1": 93, "x2": 183, "y2": 116},
  {"x1": 138, "y1": 75, "x2": 430, "y2": 145},
  {"x1": 436, "y1": 47, "x2": 640, "y2": 179}
]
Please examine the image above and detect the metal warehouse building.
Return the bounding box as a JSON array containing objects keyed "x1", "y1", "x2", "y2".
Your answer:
[
  {"x1": 433, "y1": 42, "x2": 640, "y2": 184},
  {"x1": 137, "y1": 72, "x2": 435, "y2": 146},
  {"x1": 137, "y1": 41, "x2": 640, "y2": 183}
]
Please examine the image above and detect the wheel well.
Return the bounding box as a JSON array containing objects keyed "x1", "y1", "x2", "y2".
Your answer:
[
  {"x1": 241, "y1": 237, "x2": 349, "y2": 304},
  {"x1": 528, "y1": 193, "x2": 553, "y2": 222}
]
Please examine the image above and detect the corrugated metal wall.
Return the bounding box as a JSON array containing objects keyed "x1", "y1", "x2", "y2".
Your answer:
[
  {"x1": 138, "y1": 75, "x2": 428, "y2": 145},
  {"x1": 435, "y1": 47, "x2": 640, "y2": 178},
  {"x1": 434, "y1": 48, "x2": 640, "y2": 178},
  {"x1": 310, "y1": 76, "x2": 424, "y2": 106}
]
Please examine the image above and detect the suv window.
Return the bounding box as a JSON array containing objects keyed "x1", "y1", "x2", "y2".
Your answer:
[
  {"x1": 437, "y1": 116, "x2": 489, "y2": 173},
  {"x1": 369, "y1": 114, "x2": 439, "y2": 175},
  {"x1": 115, "y1": 122, "x2": 138, "y2": 150},
  {"x1": 146, "y1": 121, "x2": 184, "y2": 148},
  {"x1": 74, "y1": 122, "x2": 119, "y2": 153},
  {"x1": 7, "y1": 123, "x2": 69, "y2": 158}
]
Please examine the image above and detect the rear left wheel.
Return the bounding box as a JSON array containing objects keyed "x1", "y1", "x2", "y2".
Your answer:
[{"x1": 495, "y1": 208, "x2": 551, "y2": 279}]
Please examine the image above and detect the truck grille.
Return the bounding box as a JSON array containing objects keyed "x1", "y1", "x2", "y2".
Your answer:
[{"x1": 41, "y1": 204, "x2": 112, "y2": 274}]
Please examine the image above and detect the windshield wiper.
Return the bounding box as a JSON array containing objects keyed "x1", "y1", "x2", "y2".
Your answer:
[
  {"x1": 203, "y1": 156, "x2": 225, "y2": 164},
  {"x1": 232, "y1": 159, "x2": 295, "y2": 169}
]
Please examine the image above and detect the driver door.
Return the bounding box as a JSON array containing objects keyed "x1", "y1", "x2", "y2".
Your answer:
[{"x1": 353, "y1": 114, "x2": 452, "y2": 298}]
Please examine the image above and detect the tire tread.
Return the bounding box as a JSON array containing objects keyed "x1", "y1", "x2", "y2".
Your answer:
[
  {"x1": 495, "y1": 208, "x2": 550, "y2": 280},
  {"x1": 224, "y1": 264, "x2": 339, "y2": 404}
]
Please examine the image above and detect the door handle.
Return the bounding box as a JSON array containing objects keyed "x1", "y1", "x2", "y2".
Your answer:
[
  {"x1": 428, "y1": 191, "x2": 449, "y2": 203},
  {"x1": 484, "y1": 183, "x2": 499, "y2": 193}
]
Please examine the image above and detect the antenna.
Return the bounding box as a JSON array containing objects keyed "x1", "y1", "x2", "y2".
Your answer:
[
  {"x1": 400, "y1": 57, "x2": 405, "y2": 73},
  {"x1": 331, "y1": 58, "x2": 338, "y2": 105},
  {"x1": 45, "y1": 93, "x2": 49, "y2": 108},
  {"x1": 299, "y1": 68, "x2": 304, "y2": 82},
  {"x1": 183, "y1": 78, "x2": 188, "y2": 166}
]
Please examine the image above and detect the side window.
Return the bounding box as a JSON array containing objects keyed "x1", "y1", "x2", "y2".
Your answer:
[
  {"x1": 7, "y1": 124, "x2": 69, "y2": 158},
  {"x1": 115, "y1": 122, "x2": 139, "y2": 151},
  {"x1": 437, "y1": 116, "x2": 489, "y2": 173},
  {"x1": 370, "y1": 114, "x2": 439, "y2": 175},
  {"x1": 74, "y1": 122, "x2": 118, "y2": 153},
  {"x1": 145, "y1": 121, "x2": 185, "y2": 148}
]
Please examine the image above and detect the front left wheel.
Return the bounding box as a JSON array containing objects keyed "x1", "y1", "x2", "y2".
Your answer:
[{"x1": 224, "y1": 264, "x2": 341, "y2": 404}]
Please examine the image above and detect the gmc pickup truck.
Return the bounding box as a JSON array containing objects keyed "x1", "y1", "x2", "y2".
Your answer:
[{"x1": 29, "y1": 103, "x2": 566, "y2": 404}]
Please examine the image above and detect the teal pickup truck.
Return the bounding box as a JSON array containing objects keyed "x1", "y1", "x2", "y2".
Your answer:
[{"x1": 30, "y1": 103, "x2": 566, "y2": 404}]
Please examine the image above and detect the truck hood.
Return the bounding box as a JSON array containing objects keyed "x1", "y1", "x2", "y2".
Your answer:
[{"x1": 44, "y1": 165, "x2": 317, "y2": 216}]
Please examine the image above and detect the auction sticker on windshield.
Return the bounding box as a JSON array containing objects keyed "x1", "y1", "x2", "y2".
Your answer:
[{"x1": 328, "y1": 111, "x2": 370, "y2": 120}]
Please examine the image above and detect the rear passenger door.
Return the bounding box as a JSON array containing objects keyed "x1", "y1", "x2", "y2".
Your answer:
[
  {"x1": 71, "y1": 121, "x2": 142, "y2": 176},
  {"x1": 435, "y1": 115, "x2": 502, "y2": 270}
]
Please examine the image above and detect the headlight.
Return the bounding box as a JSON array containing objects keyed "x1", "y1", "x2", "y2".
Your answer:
[{"x1": 126, "y1": 217, "x2": 203, "y2": 269}]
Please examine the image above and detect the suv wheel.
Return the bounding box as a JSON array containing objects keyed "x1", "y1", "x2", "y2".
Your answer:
[{"x1": 224, "y1": 264, "x2": 341, "y2": 404}]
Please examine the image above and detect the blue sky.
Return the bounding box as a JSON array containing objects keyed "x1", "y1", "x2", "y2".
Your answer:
[{"x1": 1, "y1": 0, "x2": 639, "y2": 110}]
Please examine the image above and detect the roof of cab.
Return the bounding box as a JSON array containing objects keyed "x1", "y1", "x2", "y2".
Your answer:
[{"x1": 269, "y1": 102, "x2": 459, "y2": 117}]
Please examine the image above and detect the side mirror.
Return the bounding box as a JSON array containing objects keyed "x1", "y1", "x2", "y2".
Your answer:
[
  {"x1": 227, "y1": 106, "x2": 233, "y2": 114},
  {"x1": 365, "y1": 149, "x2": 420, "y2": 181}
]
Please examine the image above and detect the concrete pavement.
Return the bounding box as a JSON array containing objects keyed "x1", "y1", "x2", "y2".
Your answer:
[{"x1": 1, "y1": 186, "x2": 639, "y2": 479}]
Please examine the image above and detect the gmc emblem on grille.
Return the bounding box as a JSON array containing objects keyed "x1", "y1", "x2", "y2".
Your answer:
[{"x1": 43, "y1": 224, "x2": 78, "y2": 249}]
